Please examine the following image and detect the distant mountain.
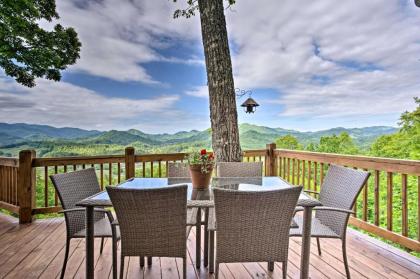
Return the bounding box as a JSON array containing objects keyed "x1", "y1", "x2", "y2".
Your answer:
[
  {"x1": 0, "y1": 123, "x2": 101, "y2": 145},
  {"x1": 0, "y1": 122, "x2": 398, "y2": 157}
]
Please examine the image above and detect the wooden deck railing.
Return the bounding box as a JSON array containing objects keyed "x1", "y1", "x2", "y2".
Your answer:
[
  {"x1": 274, "y1": 148, "x2": 420, "y2": 252},
  {"x1": 0, "y1": 143, "x2": 419, "y2": 252},
  {"x1": 0, "y1": 157, "x2": 19, "y2": 215}
]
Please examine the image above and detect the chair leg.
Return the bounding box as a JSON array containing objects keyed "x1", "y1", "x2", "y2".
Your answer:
[
  {"x1": 342, "y1": 239, "x2": 351, "y2": 279},
  {"x1": 147, "y1": 256, "x2": 152, "y2": 266},
  {"x1": 100, "y1": 237, "x2": 105, "y2": 254},
  {"x1": 120, "y1": 255, "x2": 125, "y2": 279},
  {"x1": 215, "y1": 263, "x2": 219, "y2": 279},
  {"x1": 282, "y1": 261, "x2": 287, "y2": 279},
  {"x1": 112, "y1": 236, "x2": 118, "y2": 279},
  {"x1": 209, "y1": 231, "x2": 215, "y2": 273},
  {"x1": 316, "y1": 237, "x2": 322, "y2": 256},
  {"x1": 268, "y1": 261, "x2": 274, "y2": 272},
  {"x1": 140, "y1": 257, "x2": 144, "y2": 268},
  {"x1": 183, "y1": 257, "x2": 187, "y2": 279},
  {"x1": 60, "y1": 238, "x2": 71, "y2": 279}
]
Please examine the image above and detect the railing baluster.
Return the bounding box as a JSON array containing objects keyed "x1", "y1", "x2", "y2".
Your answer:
[
  {"x1": 287, "y1": 158, "x2": 291, "y2": 182},
  {"x1": 158, "y1": 161, "x2": 162, "y2": 178},
  {"x1": 142, "y1": 162, "x2": 146, "y2": 177},
  {"x1": 297, "y1": 160, "x2": 301, "y2": 185},
  {"x1": 73, "y1": 165, "x2": 76, "y2": 171},
  {"x1": 14, "y1": 167, "x2": 18, "y2": 205},
  {"x1": 151, "y1": 161, "x2": 154, "y2": 178},
  {"x1": 117, "y1": 163, "x2": 121, "y2": 183},
  {"x1": 374, "y1": 170, "x2": 380, "y2": 226},
  {"x1": 418, "y1": 176, "x2": 420, "y2": 242},
  {"x1": 109, "y1": 163, "x2": 112, "y2": 185},
  {"x1": 314, "y1": 162, "x2": 318, "y2": 192},
  {"x1": 362, "y1": 169, "x2": 368, "y2": 221},
  {"x1": 353, "y1": 167, "x2": 358, "y2": 217},
  {"x1": 302, "y1": 160, "x2": 305, "y2": 187},
  {"x1": 54, "y1": 166, "x2": 58, "y2": 206},
  {"x1": 283, "y1": 157, "x2": 286, "y2": 179},
  {"x1": 307, "y1": 161, "x2": 312, "y2": 191},
  {"x1": 387, "y1": 172, "x2": 393, "y2": 231},
  {"x1": 44, "y1": 166, "x2": 48, "y2": 207},
  {"x1": 100, "y1": 164, "x2": 104, "y2": 190},
  {"x1": 401, "y1": 173, "x2": 408, "y2": 237},
  {"x1": 292, "y1": 158, "x2": 296, "y2": 185},
  {"x1": 320, "y1": 162, "x2": 324, "y2": 185},
  {"x1": 64, "y1": 165, "x2": 67, "y2": 173}
]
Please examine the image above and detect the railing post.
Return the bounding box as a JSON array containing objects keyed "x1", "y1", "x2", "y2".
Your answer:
[
  {"x1": 125, "y1": 147, "x2": 135, "y2": 179},
  {"x1": 18, "y1": 150, "x2": 36, "y2": 224},
  {"x1": 265, "y1": 143, "x2": 276, "y2": 176}
]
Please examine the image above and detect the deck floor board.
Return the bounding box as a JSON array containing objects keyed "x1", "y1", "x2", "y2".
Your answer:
[{"x1": 0, "y1": 214, "x2": 419, "y2": 279}]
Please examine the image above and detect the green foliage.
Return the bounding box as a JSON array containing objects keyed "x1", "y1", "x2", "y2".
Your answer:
[
  {"x1": 275, "y1": 135, "x2": 302, "y2": 150},
  {"x1": 370, "y1": 98, "x2": 420, "y2": 160},
  {"x1": 172, "y1": 0, "x2": 236, "y2": 18},
  {"x1": 312, "y1": 132, "x2": 359, "y2": 154},
  {"x1": 0, "y1": 0, "x2": 81, "y2": 87}
]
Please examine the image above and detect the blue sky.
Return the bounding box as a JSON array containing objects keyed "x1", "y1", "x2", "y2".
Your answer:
[{"x1": 0, "y1": 0, "x2": 419, "y2": 133}]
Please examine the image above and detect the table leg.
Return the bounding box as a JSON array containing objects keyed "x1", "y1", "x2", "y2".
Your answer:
[
  {"x1": 196, "y1": 207, "x2": 201, "y2": 268},
  {"x1": 85, "y1": 206, "x2": 95, "y2": 279},
  {"x1": 204, "y1": 208, "x2": 209, "y2": 267},
  {"x1": 300, "y1": 206, "x2": 313, "y2": 279}
]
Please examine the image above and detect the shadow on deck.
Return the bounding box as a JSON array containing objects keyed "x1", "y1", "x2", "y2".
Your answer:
[{"x1": 0, "y1": 213, "x2": 419, "y2": 279}]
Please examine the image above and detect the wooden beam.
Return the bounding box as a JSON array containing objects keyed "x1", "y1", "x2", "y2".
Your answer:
[
  {"x1": 349, "y1": 217, "x2": 420, "y2": 252},
  {"x1": 125, "y1": 147, "x2": 135, "y2": 180},
  {"x1": 18, "y1": 150, "x2": 36, "y2": 224},
  {"x1": 275, "y1": 149, "x2": 420, "y2": 175},
  {"x1": 0, "y1": 201, "x2": 19, "y2": 214}
]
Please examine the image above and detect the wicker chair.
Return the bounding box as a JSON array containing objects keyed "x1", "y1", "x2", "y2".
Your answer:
[
  {"x1": 167, "y1": 162, "x2": 190, "y2": 177},
  {"x1": 216, "y1": 162, "x2": 263, "y2": 177},
  {"x1": 212, "y1": 186, "x2": 302, "y2": 279},
  {"x1": 50, "y1": 168, "x2": 119, "y2": 279},
  {"x1": 290, "y1": 165, "x2": 370, "y2": 278},
  {"x1": 106, "y1": 185, "x2": 188, "y2": 279}
]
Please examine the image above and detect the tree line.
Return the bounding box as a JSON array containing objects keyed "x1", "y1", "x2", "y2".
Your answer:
[{"x1": 275, "y1": 98, "x2": 419, "y2": 160}]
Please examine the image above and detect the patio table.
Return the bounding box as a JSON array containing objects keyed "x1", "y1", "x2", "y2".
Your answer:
[{"x1": 76, "y1": 176, "x2": 321, "y2": 279}]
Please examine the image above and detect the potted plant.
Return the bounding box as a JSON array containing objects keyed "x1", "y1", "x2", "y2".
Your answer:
[{"x1": 187, "y1": 149, "x2": 215, "y2": 189}]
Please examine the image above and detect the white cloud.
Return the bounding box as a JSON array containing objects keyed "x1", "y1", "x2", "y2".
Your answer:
[
  {"x1": 185, "y1": 85, "x2": 208, "y2": 98},
  {"x1": 227, "y1": 0, "x2": 420, "y2": 119},
  {"x1": 0, "y1": 76, "x2": 184, "y2": 131},
  {"x1": 51, "y1": 0, "x2": 202, "y2": 83}
]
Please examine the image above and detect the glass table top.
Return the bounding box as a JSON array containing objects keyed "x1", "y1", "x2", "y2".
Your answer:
[{"x1": 78, "y1": 177, "x2": 320, "y2": 207}]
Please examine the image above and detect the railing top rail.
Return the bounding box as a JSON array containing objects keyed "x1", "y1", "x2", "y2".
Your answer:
[
  {"x1": 33, "y1": 154, "x2": 125, "y2": 167},
  {"x1": 243, "y1": 149, "x2": 267, "y2": 156},
  {"x1": 0, "y1": 157, "x2": 19, "y2": 167},
  {"x1": 134, "y1": 153, "x2": 188, "y2": 162},
  {"x1": 276, "y1": 149, "x2": 420, "y2": 175}
]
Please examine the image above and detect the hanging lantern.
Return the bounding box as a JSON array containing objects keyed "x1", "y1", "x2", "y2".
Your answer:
[{"x1": 241, "y1": 97, "x2": 260, "y2": 113}]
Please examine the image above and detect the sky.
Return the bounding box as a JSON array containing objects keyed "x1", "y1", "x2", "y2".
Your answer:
[{"x1": 0, "y1": 0, "x2": 419, "y2": 133}]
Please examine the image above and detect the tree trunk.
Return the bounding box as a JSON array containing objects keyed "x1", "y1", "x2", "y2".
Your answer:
[{"x1": 198, "y1": 0, "x2": 242, "y2": 162}]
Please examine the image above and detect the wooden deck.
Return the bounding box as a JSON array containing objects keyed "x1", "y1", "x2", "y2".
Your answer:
[{"x1": 0, "y1": 213, "x2": 419, "y2": 279}]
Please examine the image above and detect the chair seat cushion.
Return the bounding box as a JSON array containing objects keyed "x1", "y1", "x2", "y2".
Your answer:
[
  {"x1": 74, "y1": 218, "x2": 120, "y2": 239},
  {"x1": 289, "y1": 215, "x2": 339, "y2": 238}
]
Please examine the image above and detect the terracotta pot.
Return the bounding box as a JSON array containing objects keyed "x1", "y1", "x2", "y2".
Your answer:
[{"x1": 189, "y1": 164, "x2": 213, "y2": 189}]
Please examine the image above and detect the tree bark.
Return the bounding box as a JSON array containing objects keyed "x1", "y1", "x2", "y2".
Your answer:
[{"x1": 198, "y1": 0, "x2": 242, "y2": 162}]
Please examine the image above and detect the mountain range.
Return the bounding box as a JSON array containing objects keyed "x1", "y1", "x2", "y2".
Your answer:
[{"x1": 0, "y1": 122, "x2": 398, "y2": 157}]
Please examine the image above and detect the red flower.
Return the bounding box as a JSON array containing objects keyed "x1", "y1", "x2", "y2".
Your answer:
[
  {"x1": 208, "y1": 153, "x2": 214, "y2": 159},
  {"x1": 200, "y1": 149, "x2": 207, "y2": 155}
]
